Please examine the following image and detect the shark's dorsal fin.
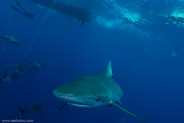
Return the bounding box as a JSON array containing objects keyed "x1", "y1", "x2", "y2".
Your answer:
[
  {"x1": 105, "y1": 61, "x2": 113, "y2": 78},
  {"x1": 111, "y1": 102, "x2": 145, "y2": 123}
]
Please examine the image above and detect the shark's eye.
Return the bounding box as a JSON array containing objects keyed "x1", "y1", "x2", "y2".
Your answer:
[{"x1": 96, "y1": 96, "x2": 107, "y2": 102}]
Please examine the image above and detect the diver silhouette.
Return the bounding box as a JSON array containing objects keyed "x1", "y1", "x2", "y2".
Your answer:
[{"x1": 11, "y1": 0, "x2": 35, "y2": 19}]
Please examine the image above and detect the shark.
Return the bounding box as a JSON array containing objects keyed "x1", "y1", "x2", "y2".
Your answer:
[
  {"x1": 19, "y1": 103, "x2": 44, "y2": 118},
  {"x1": 0, "y1": 33, "x2": 20, "y2": 45},
  {"x1": 27, "y1": 0, "x2": 92, "y2": 25},
  {"x1": 53, "y1": 61, "x2": 145, "y2": 122}
]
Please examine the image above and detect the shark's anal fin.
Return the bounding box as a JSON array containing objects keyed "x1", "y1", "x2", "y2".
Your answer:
[{"x1": 111, "y1": 103, "x2": 145, "y2": 123}]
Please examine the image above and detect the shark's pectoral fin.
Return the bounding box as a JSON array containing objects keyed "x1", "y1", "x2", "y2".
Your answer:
[{"x1": 111, "y1": 102, "x2": 145, "y2": 123}]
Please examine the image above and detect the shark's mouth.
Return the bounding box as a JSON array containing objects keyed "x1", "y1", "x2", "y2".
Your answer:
[
  {"x1": 54, "y1": 94, "x2": 91, "y2": 102},
  {"x1": 53, "y1": 93, "x2": 106, "y2": 108},
  {"x1": 67, "y1": 102, "x2": 94, "y2": 108}
]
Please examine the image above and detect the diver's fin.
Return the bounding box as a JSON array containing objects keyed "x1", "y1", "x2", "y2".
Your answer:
[
  {"x1": 58, "y1": 103, "x2": 67, "y2": 111},
  {"x1": 111, "y1": 103, "x2": 145, "y2": 123},
  {"x1": 15, "y1": 0, "x2": 27, "y2": 13},
  {"x1": 11, "y1": 5, "x2": 20, "y2": 13}
]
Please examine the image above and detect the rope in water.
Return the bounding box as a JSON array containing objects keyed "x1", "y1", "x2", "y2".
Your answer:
[{"x1": 23, "y1": 0, "x2": 57, "y2": 59}]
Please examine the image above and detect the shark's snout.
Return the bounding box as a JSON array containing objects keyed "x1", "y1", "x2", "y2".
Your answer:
[
  {"x1": 53, "y1": 89, "x2": 75, "y2": 102},
  {"x1": 53, "y1": 89, "x2": 88, "y2": 105}
]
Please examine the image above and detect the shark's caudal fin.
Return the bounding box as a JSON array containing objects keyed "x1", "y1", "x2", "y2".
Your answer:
[
  {"x1": 105, "y1": 61, "x2": 113, "y2": 78},
  {"x1": 19, "y1": 107, "x2": 25, "y2": 118},
  {"x1": 111, "y1": 103, "x2": 145, "y2": 123}
]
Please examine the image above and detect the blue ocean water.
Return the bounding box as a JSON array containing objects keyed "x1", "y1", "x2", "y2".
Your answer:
[{"x1": 0, "y1": 0, "x2": 184, "y2": 123}]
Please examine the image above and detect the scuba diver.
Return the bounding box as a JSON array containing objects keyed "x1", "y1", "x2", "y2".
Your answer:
[
  {"x1": 119, "y1": 9, "x2": 146, "y2": 25},
  {"x1": 0, "y1": 59, "x2": 43, "y2": 86},
  {"x1": 11, "y1": 0, "x2": 35, "y2": 19},
  {"x1": 163, "y1": 10, "x2": 184, "y2": 25},
  {"x1": 0, "y1": 70, "x2": 11, "y2": 88},
  {"x1": 121, "y1": 17, "x2": 146, "y2": 25},
  {"x1": 164, "y1": 15, "x2": 184, "y2": 25},
  {"x1": 0, "y1": 59, "x2": 43, "y2": 87}
]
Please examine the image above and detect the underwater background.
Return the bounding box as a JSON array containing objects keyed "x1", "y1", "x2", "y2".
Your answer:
[{"x1": 0, "y1": 0, "x2": 184, "y2": 123}]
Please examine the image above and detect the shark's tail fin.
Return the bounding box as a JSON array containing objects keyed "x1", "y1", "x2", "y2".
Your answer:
[
  {"x1": 111, "y1": 103, "x2": 145, "y2": 123},
  {"x1": 19, "y1": 107, "x2": 25, "y2": 118}
]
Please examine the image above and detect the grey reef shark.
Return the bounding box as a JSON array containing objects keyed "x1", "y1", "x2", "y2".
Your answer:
[
  {"x1": 28, "y1": 0, "x2": 92, "y2": 25},
  {"x1": 53, "y1": 61, "x2": 145, "y2": 122}
]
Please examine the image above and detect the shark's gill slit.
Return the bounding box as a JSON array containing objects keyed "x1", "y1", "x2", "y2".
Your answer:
[{"x1": 23, "y1": 0, "x2": 57, "y2": 59}]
